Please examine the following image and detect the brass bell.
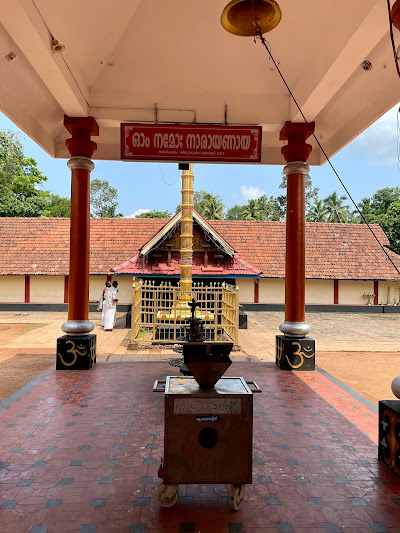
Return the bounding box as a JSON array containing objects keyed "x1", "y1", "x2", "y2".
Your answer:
[{"x1": 221, "y1": 0, "x2": 282, "y2": 37}]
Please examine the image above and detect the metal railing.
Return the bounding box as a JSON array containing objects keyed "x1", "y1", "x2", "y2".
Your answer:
[{"x1": 131, "y1": 278, "x2": 239, "y2": 346}]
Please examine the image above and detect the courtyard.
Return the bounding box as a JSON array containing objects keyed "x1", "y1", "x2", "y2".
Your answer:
[{"x1": 1, "y1": 310, "x2": 400, "y2": 532}]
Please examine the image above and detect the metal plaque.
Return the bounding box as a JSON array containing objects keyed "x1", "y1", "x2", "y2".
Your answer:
[
  {"x1": 174, "y1": 398, "x2": 241, "y2": 415},
  {"x1": 121, "y1": 123, "x2": 262, "y2": 163}
]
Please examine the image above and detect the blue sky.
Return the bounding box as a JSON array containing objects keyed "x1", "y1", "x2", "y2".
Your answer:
[{"x1": 1, "y1": 106, "x2": 399, "y2": 217}]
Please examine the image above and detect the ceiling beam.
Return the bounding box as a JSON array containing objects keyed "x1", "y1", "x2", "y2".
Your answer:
[
  {"x1": 290, "y1": 1, "x2": 388, "y2": 123},
  {"x1": 0, "y1": 0, "x2": 88, "y2": 116}
]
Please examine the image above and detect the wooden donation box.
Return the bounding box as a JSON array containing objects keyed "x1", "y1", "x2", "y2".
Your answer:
[
  {"x1": 154, "y1": 317, "x2": 260, "y2": 510},
  {"x1": 164, "y1": 376, "x2": 253, "y2": 485}
]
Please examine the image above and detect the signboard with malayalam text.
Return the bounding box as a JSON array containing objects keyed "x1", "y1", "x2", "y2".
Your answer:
[{"x1": 121, "y1": 123, "x2": 262, "y2": 163}]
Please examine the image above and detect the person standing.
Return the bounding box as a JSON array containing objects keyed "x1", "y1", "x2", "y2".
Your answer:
[
  {"x1": 98, "y1": 280, "x2": 111, "y2": 327},
  {"x1": 103, "y1": 280, "x2": 118, "y2": 331}
]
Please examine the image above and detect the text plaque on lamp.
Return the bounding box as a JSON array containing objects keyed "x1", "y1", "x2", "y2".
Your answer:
[{"x1": 121, "y1": 123, "x2": 262, "y2": 163}]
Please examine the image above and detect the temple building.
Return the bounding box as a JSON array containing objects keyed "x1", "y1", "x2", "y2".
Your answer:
[{"x1": 0, "y1": 213, "x2": 399, "y2": 308}]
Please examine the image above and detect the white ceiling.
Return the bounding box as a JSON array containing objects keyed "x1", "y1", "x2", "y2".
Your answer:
[{"x1": 0, "y1": 0, "x2": 398, "y2": 164}]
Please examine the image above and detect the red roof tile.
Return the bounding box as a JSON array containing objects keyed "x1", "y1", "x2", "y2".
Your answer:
[
  {"x1": 111, "y1": 252, "x2": 260, "y2": 277},
  {"x1": 0, "y1": 218, "x2": 399, "y2": 281}
]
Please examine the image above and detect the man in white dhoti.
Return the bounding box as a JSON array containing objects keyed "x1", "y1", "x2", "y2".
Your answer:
[
  {"x1": 98, "y1": 280, "x2": 111, "y2": 327},
  {"x1": 103, "y1": 280, "x2": 119, "y2": 331}
]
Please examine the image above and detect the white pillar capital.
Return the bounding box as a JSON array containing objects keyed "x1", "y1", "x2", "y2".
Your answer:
[
  {"x1": 67, "y1": 156, "x2": 95, "y2": 172},
  {"x1": 283, "y1": 161, "x2": 309, "y2": 176}
]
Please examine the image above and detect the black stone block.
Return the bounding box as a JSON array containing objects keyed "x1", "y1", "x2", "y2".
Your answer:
[
  {"x1": 239, "y1": 311, "x2": 248, "y2": 329},
  {"x1": 276, "y1": 335, "x2": 315, "y2": 371},
  {"x1": 378, "y1": 400, "x2": 400, "y2": 478},
  {"x1": 125, "y1": 308, "x2": 132, "y2": 328},
  {"x1": 56, "y1": 334, "x2": 96, "y2": 370}
]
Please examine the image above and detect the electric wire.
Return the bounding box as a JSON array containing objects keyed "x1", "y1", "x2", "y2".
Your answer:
[
  {"x1": 255, "y1": 33, "x2": 400, "y2": 278},
  {"x1": 159, "y1": 164, "x2": 180, "y2": 186}
]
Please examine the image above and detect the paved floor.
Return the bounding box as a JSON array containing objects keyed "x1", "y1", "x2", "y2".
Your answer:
[
  {"x1": 0, "y1": 310, "x2": 400, "y2": 405},
  {"x1": 1, "y1": 311, "x2": 400, "y2": 531},
  {"x1": 1, "y1": 361, "x2": 400, "y2": 533}
]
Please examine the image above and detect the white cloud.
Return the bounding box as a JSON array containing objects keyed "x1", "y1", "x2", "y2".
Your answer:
[
  {"x1": 353, "y1": 105, "x2": 399, "y2": 165},
  {"x1": 240, "y1": 185, "x2": 266, "y2": 202},
  {"x1": 125, "y1": 208, "x2": 150, "y2": 218}
]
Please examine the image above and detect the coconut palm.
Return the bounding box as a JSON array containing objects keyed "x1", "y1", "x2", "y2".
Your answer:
[
  {"x1": 199, "y1": 193, "x2": 224, "y2": 219},
  {"x1": 307, "y1": 199, "x2": 327, "y2": 222},
  {"x1": 323, "y1": 192, "x2": 351, "y2": 223},
  {"x1": 242, "y1": 199, "x2": 263, "y2": 220}
]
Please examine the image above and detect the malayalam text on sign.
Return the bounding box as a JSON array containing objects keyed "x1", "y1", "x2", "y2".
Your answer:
[{"x1": 121, "y1": 123, "x2": 262, "y2": 163}]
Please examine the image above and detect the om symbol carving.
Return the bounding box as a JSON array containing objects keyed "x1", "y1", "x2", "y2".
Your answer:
[
  {"x1": 287, "y1": 342, "x2": 314, "y2": 369},
  {"x1": 58, "y1": 340, "x2": 87, "y2": 367}
]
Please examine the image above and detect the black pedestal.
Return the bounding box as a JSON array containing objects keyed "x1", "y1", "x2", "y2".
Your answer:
[
  {"x1": 56, "y1": 334, "x2": 96, "y2": 370},
  {"x1": 239, "y1": 311, "x2": 248, "y2": 329},
  {"x1": 276, "y1": 335, "x2": 315, "y2": 371},
  {"x1": 378, "y1": 400, "x2": 400, "y2": 478}
]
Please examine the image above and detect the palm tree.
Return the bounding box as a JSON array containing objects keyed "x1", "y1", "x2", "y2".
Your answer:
[
  {"x1": 199, "y1": 193, "x2": 224, "y2": 219},
  {"x1": 307, "y1": 199, "x2": 327, "y2": 222},
  {"x1": 353, "y1": 197, "x2": 373, "y2": 223},
  {"x1": 323, "y1": 192, "x2": 351, "y2": 223},
  {"x1": 242, "y1": 199, "x2": 263, "y2": 220}
]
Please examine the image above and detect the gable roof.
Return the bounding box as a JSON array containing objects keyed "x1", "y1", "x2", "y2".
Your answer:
[
  {"x1": 139, "y1": 210, "x2": 234, "y2": 257},
  {"x1": 0, "y1": 217, "x2": 399, "y2": 281}
]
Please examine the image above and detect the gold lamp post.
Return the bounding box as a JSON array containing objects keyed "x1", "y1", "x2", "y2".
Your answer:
[
  {"x1": 179, "y1": 163, "x2": 194, "y2": 299},
  {"x1": 157, "y1": 163, "x2": 213, "y2": 321}
]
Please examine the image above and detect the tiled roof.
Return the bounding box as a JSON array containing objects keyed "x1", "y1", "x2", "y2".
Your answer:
[
  {"x1": 0, "y1": 217, "x2": 399, "y2": 281},
  {"x1": 208, "y1": 220, "x2": 400, "y2": 281},
  {"x1": 111, "y1": 252, "x2": 260, "y2": 277}
]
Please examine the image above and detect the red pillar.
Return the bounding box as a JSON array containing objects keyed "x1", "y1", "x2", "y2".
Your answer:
[
  {"x1": 334, "y1": 280, "x2": 339, "y2": 305},
  {"x1": 64, "y1": 276, "x2": 69, "y2": 304},
  {"x1": 61, "y1": 116, "x2": 99, "y2": 335},
  {"x1": 374, "y1": 280, "x2": 379, "y2": 305},
  {"x1": 24, "y1": 276, "x2": 30, "y2": 303},
  {"x1": 279, "y1": 121, "x2": 315, "y2": 337},
  {"x1": 254, "y1": 279, "x2": 259, "y2": 303}
]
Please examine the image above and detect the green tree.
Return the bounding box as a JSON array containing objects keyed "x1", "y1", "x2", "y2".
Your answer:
[
  {"x1": 90, "y1": 178, "x2": 121, "y2": 217},
  {"x1": 176, "y1": 190, "x2": 225, "y2": 219},
  {"x1": 353, "y1": 197, "x2": 373, "y2": 223},
  {"x1": 242, "y1": 199, "x2": 263, "y2": 220},
  {"x1": 264, "y1": 195, "x2": 285, "y2": 221},
  {"x1": 374, "y1": 201, "x2": 400, "y2": 255},
  {"x1": 136, "y1": 210, "x2": 171, "y2": 218},
  {"x1": 0, "y1": 130, "x2": 49, "y2": 217},
  {"x1": 370, "y1": 187, "x2": 400, "y2": 214},
  {"x1": 322, "y1": 192, "x2": 351, "y2": 223},
  {"x1": 307, "y1": 199, "x2": 327, "y2": 222},
  {"x1": 225, "y1": 204, "x2": 244, "y2": 220},
  {"x1": 43, "y1": 194, "x2": 71, "y2": 217},
  {"x1": 200, "y1": 193, "x2": 224, "y2": 219}
]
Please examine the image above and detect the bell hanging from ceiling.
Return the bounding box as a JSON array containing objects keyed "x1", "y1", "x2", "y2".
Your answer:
[{"x1": 221, "y1": 0, "x2": 282, "y2": 37}]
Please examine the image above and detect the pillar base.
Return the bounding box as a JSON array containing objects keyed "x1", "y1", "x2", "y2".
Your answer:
[
  {"x1": 56, "y1": 334, "x2": 96, "y2": 370},
  {"x1": 276, "y1": 335, "x2": 315, "y2": 371},
  {"x1": 378, "y1": 400, "x2": 400, "y2": 478}
]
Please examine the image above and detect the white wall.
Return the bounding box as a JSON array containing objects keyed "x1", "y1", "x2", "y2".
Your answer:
[
  {"x1": 89, "y1": 276, "x2": 109, "y2": 302},
  {"x1": 306, "y1": 279, "x2": 334, "y2": 304},
  {"x1": 338, "y1": 280, "x2": 374, "y2": 305},
  {"x1": 259, "y1": 278, "x2": 285, "y2": 303},
  {"x1": 378, "y1": 281, "x2": 400, "y2": 305},
  {"x1": 0, "y1": 276, "x2": 25, "y2": 302},
  {"x1": 115, "y1": 277, "x2": 133, "y2": 304},
  {"x1": 236, "y1": 278, "x2": 254, "y2": 303},
  {"x1": 30, "y1": 276, "x2": 64, "y2": 303}
]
